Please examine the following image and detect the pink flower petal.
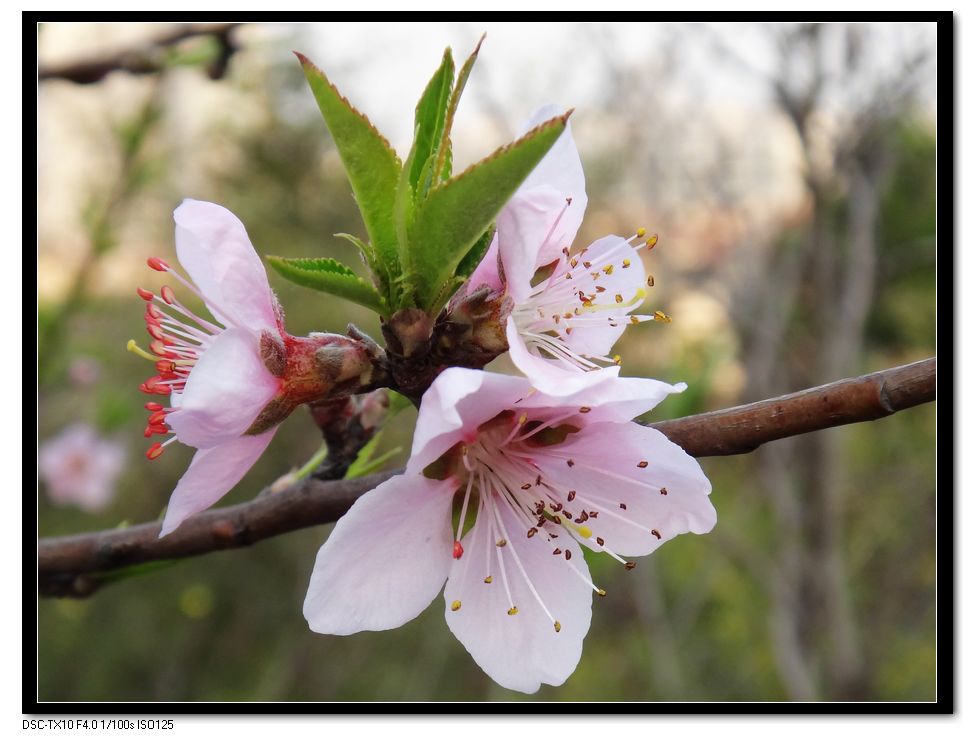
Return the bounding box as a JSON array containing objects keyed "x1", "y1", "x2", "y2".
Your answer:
[
  {"x1": 516, "y1": 373, "x2": 687, "y2": 424},
  {"x1": 159, "y1": 429, "x2": 277, "y2": 537},
  {"x1": 443, "y1": 499, "x2": 592, "y2": 694},
  {"x1": 532, "y1": 422, "x2": 716, "y2": 557},
  {"x1": 505, "y1": 315, "x2": 621, "y2": 396},
  {"x1": 304, "y1": 474, "x2": 456, "y2": 635},
  {"x1": 166, "y1": 327, "x2": 280, "y2": 449},
  {"x1": 407, "y1": 369, "x2": 533, "y2": 475},
  {"x1": 517, "y1": 105, "x2": 587, "y2": 258},
  {"x1": 173, "y1": 199, "x2": 278, "y2": 332},
  {"x1": 466, "y1": 236, "x2": 503, "y2": 295}
]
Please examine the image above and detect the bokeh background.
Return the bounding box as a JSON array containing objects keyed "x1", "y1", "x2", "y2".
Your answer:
[{"x1": 36, "y1": 21, "x2": 937, "y2": 702}]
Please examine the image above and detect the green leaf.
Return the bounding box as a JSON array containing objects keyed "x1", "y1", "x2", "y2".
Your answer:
[
  {"x1": 432, "y1": 34, "x2": 484, "y2": 184},
  {"x1": 344, "y1": 430, "x2": 402, "y2": 479},
  {"x1": 455, "y1": 223, "x2": 495, "y2": 280},
  {"x1": 266, "y1": 255, "x2": 388, "y2": 316},
  {"x1": 408, "y1": 112, "x2": 571, "y2": 309},
  {"x1": 408, "y1": 49, "x2": 454, "y2": 195},
  {"x1": 296, "y1": 53, "x2": 402, "y2": 298}
]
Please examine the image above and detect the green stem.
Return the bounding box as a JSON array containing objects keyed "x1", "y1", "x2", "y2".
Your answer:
[{"x1": 293, "y1": 443, "x2": 329, "y2": 481}]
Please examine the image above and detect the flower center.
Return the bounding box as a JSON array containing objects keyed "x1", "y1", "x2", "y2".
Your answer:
[{"x1": 510, "y1": 230, "x2": 667, "y2": 371}]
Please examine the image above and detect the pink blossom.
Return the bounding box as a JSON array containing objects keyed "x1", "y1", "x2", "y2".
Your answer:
[
  {"x1": 39, "y1": 423, "x2": 125, "y2": 512},
  {"x1": 303, "y1": 367, "x2": 715, "y2": 694},
  {"x1": 131, "y1": 200, "x2": 367, "y2": 537},
  {"x1": 468, "y1": 107, "x2": 658, "y2": 395}
]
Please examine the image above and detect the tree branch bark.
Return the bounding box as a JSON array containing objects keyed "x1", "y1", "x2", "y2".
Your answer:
[{"x1": 37, "y1": 358, "x2": 935, "y2": 598}]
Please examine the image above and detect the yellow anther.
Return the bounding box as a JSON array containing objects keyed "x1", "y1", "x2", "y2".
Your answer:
[
  {"x1": 126, "y1": 339, "x2": 157, "y2": 362},
  {"x1": 602, "y1": 264, "x2": 614, "y2": 275},
  {"x1": 554, "y1": 621, "x2": 562, "y2": 633},
  {"x1": 483, "y1": 576, "x2": 493, "y2": 584},
  {"x1": 518, "y1": 413, "x2": 528, "y2": 425},
  {"x1": 615, "y1": 294, "x2": 624, "y2": 304},
  {"x1": 451, "y1": 600, "x2": 462, "y2": 612},
  {"x1": 507, "y1": 607, "x2": 519, "y2": 616},
  {"x1": 622, "y1": 259, "x2": 631, "y2": 269},
  {"x1": 653, "y1": 310, "x2": 672, "y2": 323},
  {"x1": 636, "y1": 227, "x2": 647, "y2": 238},
  {"x1": 645, "y1": 234, "x2": 658, "y2": 249},
  {"x1": 613, "y1": 355, "x2": 622, "y2": 365},
  {"x1": 596, "y1": 589, "x2": 607, "y2": 597}
]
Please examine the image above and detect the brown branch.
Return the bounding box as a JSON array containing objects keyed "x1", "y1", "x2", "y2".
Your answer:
[
  {"x1": 37, "y1": 358, "x2": 935, "y2": 598},
  {"x1": 37, "y1": 23, "x2": 241, "y2": 84}
]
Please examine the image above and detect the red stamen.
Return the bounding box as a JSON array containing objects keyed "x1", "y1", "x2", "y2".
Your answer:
[
  {"x1": 146, "y1": 443, "x2": 165, "y2": 460},
  {"x1": 146, "y1": 324, "x2": 165, "y2": 341},
  {"x1": 155, "y1": 359, "x2": 176, "y2": 373},
  {"x1": 144, "y1": 402, "x2": 164, "y2": 412},
  {"x1": 139, "y1": 376, "x2": 172, "y2": 395},
  {"x1": 147, "y1": 257, "x2": 169, "y2": 272},
  {"x1": 160, "y1": 285, "x2": 176, "y2": 304},
  {"x1": 146, "y1": 303, "x2": 163, "y2": 320},
  {"x1": 137, "y1": 287, "x2": 154, "y2": 301},
  {"x1": 149, "y1": 340, "x2": 175, "y2": 357},
  {"x1": 148, "y1": 410, "x2": 168, "y2": 425},
  {"x1": 453, "y1": 541, "x2": 464, "y2": 560},
  {"x1": 144, "y1": 424, "x2": 169, "y2": 438}
]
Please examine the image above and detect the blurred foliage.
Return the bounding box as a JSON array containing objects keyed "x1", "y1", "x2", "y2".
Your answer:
[{"x1": 37, "y1": 23, "x2": 936, "y2": 702}]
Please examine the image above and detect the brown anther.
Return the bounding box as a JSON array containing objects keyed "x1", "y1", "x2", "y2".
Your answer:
[
  {"x1": 553, "y1": 516, "x2": 562, "y2": 525},
  {"x1": 589, "y1": 511, "x2": 599, "y2": 518},
  {"x1": 550, "y1": 502, "x2": 563, "y2": 512},
  {"x1": 570, "y1": 258, "x2": 578, "y2": 268},
  {"x1": 566, "y1": 490, "x2": 576, "y2": 502},
  {"x1": 651, "y1": 529, "x2": 662, "y2": 539},
  {"x1": 567, "y1": 459, "x2": 575, "y2": 468},
  {"x1": 527, "y1": 528, "x2": 538, "y2": 539},
  {"x1": 496, "y1": 539, "x2": 507, "y2": 548},
  {"x1": 659, "y1": 487, "x2": 668, "y2": 495},
  {"x1": 535, "y1": 475, "x2": 542, "y2": 486},
  {"x1": 578, "y1": 406, "x2": 591, "y2": 413},
  {"x1": 624, "y1": 561, "x2": 637, "y2": 570},
  {"x1": 562, "y1": 510, "x2": 572, "y2": 519},
  {"x1": 565, "y1": 327, "x2": 573, "y2": 334},
  {"x1": 615, "y1": 294, "x2": 624, "y2": 304},
  {"x1": 619, "y1": 503, "x2": 627, "y2": 510},
  {"x1": 637, "y1": 461, "x2": 649, "y2": 468},
  {"x1": 647, "y1": 274, "x2": 655, "y2": 287},
  {"x1": 451, "y1": 600, "x2": 462, "y2": 612},
  {"x1": 521, "y1": 483, "x2": 533, "y2": 490},
  {"x1": 552, "y1": 548, "x2": 562, "y2": 556},
  {"x1": 564, "y1": 273, "x2": 573, "y2": 280},
  {"x1": 583, "y1": 261, "x2": 592, "y2": 268},
  {"x1": 596, "y1": 537, "x2": 605, "y2": 546},
  {"x1": 578, "y1": 511, "x2": 589, "y2": 523},
  {"x1": 595, "y1": 285, "x2": 606, "y2": 293}
]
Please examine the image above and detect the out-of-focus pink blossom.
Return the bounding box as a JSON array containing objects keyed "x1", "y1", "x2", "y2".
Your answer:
[
  {"x1": 68, "y1": 356, "x2": 102, "y2": 387},
  {"x1": 39, "y1": 423, "x2": 125, "y2": 512},
  {"x1": 303, "y1": 367, "x2": 715, "y2": 694}
]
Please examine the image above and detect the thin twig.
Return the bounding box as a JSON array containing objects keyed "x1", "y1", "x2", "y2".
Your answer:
[{"x1": 37, "y1": 358, "x2": 935, "y2": 598}]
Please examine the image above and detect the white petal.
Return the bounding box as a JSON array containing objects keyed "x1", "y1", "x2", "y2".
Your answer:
[
  {"x1": 166, "y1": 328, "x2": 280, "y2": 449},
  {"x1": 159, "y1": 430, "x2": 277, "y2": 537},
  {"x1": 505, "y1": 315, "x2": 621, "y2": 396},
  {"x1": 533, "y1": 422, "x2": 715, "y2": 557},
  {"x1": 466, "y1": 236, "x2": 503, "y2": 294},
  {"x1": 517, "y1": 374, "x2": 687, "y2": 424},
  {"x1": 173, "y1": 199, "x2": 278, "y2": 332},
  {"x1": 304, "y1": 474, "x2": 456, "y2": 635},
  {"x1": 443, "y1": 499, "x2": 592, "y2": 693},
  {"x1": 407, "y1": 369, "x2": 534, "y2": 475},
  {"x1": 517, "y1": 105, "x2": 587, "y2": 256},
  {"x1": 497, "y1": 187, "x2": 573, "y2": 303}
]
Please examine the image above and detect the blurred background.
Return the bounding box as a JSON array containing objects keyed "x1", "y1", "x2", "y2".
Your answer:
[{"x1": 36, "y1": 21, "x2": 937, "y2": 702}]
